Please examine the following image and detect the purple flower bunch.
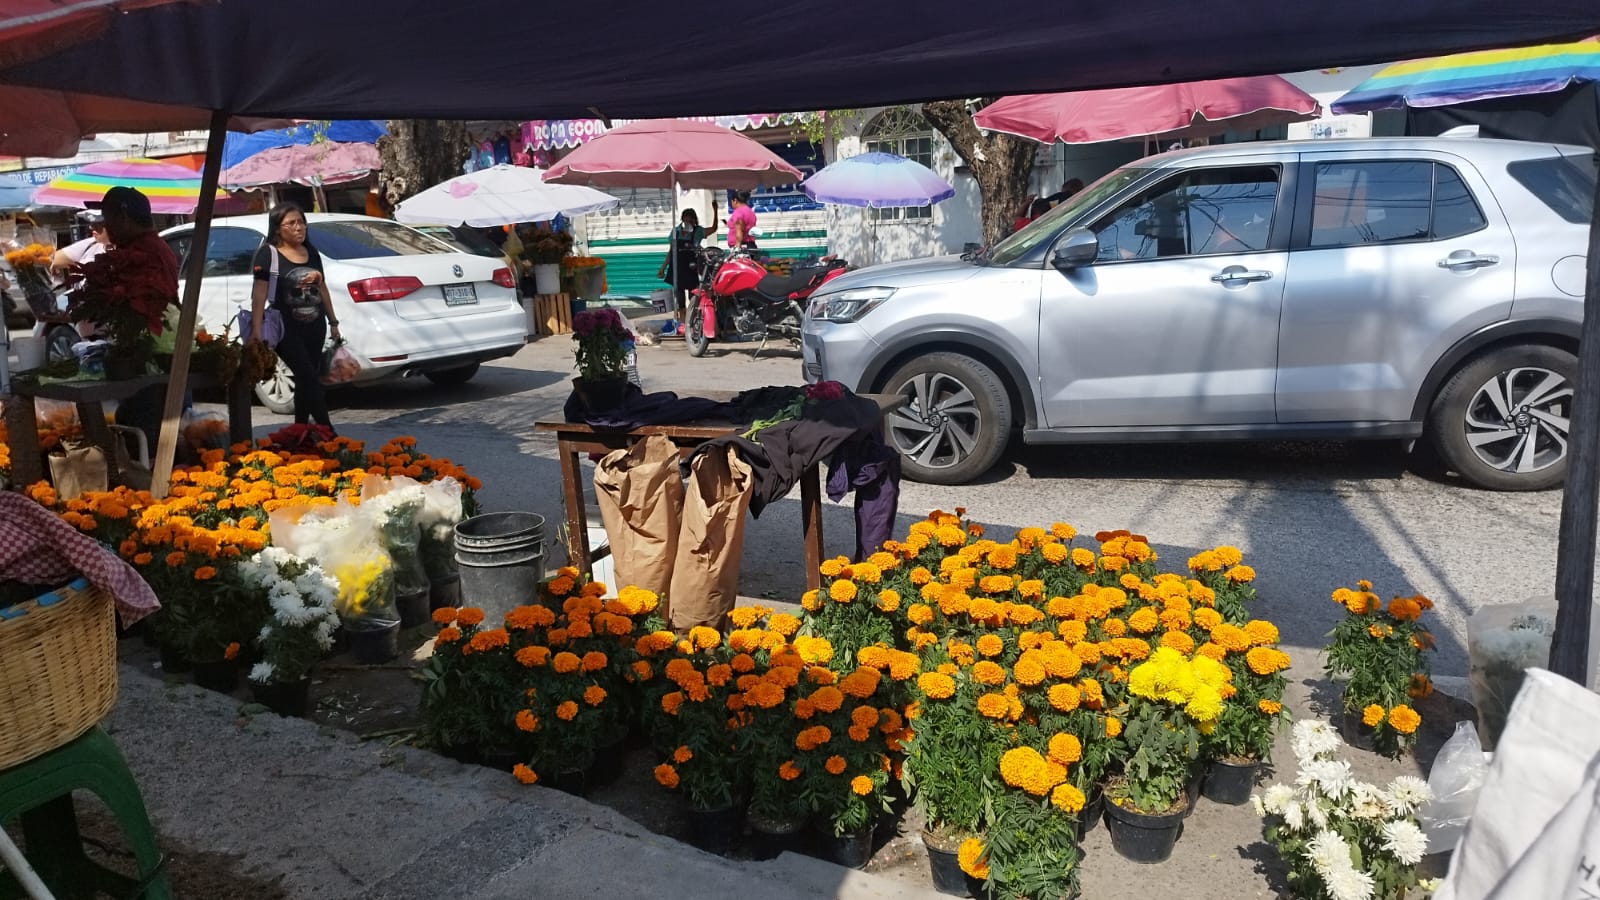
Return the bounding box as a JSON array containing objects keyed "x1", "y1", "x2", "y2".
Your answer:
[{"x1": 572, "y1": 308, "x2": 634, "y2": 380}]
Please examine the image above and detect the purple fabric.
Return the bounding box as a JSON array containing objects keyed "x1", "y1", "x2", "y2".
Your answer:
[
  {"x1": 827, "y1": 437, "x2": 902, "y2": 562},
  {"x1": 2, "y1": 3, "x2": 1594, "y2": 121}
]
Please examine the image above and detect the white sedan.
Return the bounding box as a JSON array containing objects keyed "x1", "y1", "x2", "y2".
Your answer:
[{"x1": 161, "y1": 214, "x2": 527, "y2": 413}]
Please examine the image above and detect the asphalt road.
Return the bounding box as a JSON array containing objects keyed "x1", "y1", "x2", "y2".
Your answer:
[{"x1": 242, "y1": 314, "x2": 1589, "y2": 680}]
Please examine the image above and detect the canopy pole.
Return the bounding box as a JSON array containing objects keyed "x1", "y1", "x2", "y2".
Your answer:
[
  {"x1": 150, "y1": 108, "x2": 228, "y2": 498},
  {"x1": 1549, "y1": 157, "x2": 1600, "y2": 684},
  {"x1": 670, "y1": 171, "x2": 678, "y2": 316}
]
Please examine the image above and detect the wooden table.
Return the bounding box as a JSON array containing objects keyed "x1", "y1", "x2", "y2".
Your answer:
[
  {"x1": 3, "y1": 372, "x2": 251, "y2": 489},
  {"x1": 535, "y1": 393, "x2": 898, "y2": 591}
]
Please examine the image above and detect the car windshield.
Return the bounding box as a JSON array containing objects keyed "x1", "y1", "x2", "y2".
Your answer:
[
  {"x1": 984, "y1": 167, "x2": 1150, "y2": 266},
  {"x1": 307, "y1": 220, "x2": 448, "y2": 259},
  {"x1": 416, "y1": 225, "x2": 504, "y2": 258}
]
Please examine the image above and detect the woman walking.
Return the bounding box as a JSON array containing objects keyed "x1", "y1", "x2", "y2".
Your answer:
[{"x1": 249, "y1": 202, "x2": 341, "y2": 430}]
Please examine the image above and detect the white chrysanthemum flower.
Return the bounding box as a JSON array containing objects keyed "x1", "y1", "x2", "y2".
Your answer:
[
  {"x1": 1307, "y1": 830, "x2": 1351, "y2": 876},
  {"x1": 1386, "y1": 776, "x2": 1432, "y2": 815},
  {"x1": 1325, "y1": 866, "x2": 1375, "y2": 900},
  {"x1": 260, "y1": 545, "x2": 293, "y2": 566},
  {"x1": 1282, "y1": 800, "x2": 1305, "y2": 832},
  {"x1": 1250, "y1": 794, "x2": 1265, "y2": 816},
  {"x1": 1297, "y1": 759, "x2": 1354, "y2": 797},
  {"x1": 1381, "y1": 819, "x2": 1428, "y2": 865},
  {"x1": 258, "y1": 624, "x2": 274, "y2": 643},
  {"x1": 1306, "y1": 798, "x2": 1329, "y2": 830},
  {"x1": 1291, "y1": 719, "x2": 1344, "y2": 761},
  {"x1": 1349, "y1": 783, "x2": 1389, "y2": 820},
  {"x1": 1261, "y1": 784, "x2": 1296, "y2": 815},
  {"x1": 248, "y1": 661, "x2": 276, "y2": 684}
]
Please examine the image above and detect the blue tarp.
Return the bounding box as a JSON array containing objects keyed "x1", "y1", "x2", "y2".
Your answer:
[
  {"x1": 0, "y1": 174, "x2": 35, "y2": 211},
  {"x1": 0, "y1": 2, "x2": 1595, "y2": 120},
  {"x1": 221, "y1": 120, "x2": 386, "y2": 170}
]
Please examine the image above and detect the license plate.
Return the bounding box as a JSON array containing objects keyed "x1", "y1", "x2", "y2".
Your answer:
[{"x1": 443, "y1": 283, "x2": 477, "y2": 306}]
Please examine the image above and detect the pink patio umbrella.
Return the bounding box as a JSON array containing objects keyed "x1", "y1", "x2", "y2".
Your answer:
[
  {"x1": 973, "y1": 76, "x2": 1322, "y2": 145},
  {"x1": 541, "y1": 118, "x2": 803, "y2": 189},
  {"x1": 219, "y1": 140, "x2": 381, "y2": 189}
]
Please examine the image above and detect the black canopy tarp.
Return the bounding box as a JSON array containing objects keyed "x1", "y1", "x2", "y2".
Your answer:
[
  {"x1": 1, "y1": 1, "x2": 1598, "y2": 119},
  {"x1": 1407, "y1": 83, "x2": 1600, "y2": 148}
]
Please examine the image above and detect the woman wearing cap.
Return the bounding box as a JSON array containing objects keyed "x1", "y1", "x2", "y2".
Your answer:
[
  {"x1": 50, "y1": 211, "x2": 110, "y2": 275},
  {"x1": 249, "y1": 202, "x2": 340, "y2": 431}
]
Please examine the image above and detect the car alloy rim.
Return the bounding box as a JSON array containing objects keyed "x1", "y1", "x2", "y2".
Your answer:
[
  {"x1": 263, "y1": 360, "x2": 296, "y2": 406},
  {"x1": 1463, "y1": 365, "x2": 1571, "y2": 474},
  {"x1": 889, "y1": 372, "x2": 981, "y2": 469}
]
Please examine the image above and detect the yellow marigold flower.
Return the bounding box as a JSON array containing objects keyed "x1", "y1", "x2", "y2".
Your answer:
[
  {"x1": 851, "y1": 775, "x2": 874, "y2": 796},
  {"x1": 1013, "y1": 655, "x2": 1047, "y2": 686},
  {"x1": 917, "y1": 672, "x2": 956, "y2": 699},
  {"x1": 957, "y1": 837, "x2": 990, "y2": 879},
  {"x1": 1159, "y1": 631, "x2": 1195, "y2": 654},
  {"x1": 1050, "y1": 522, "x2": 1076, "y2": 540},
  {"x1": 654, "y1": 764, "x2": 679, "y2": 789},
  {"x1": 972, "y1": 661, "x2": 1007, "y2": 686},
  {"x1": 819, "y1": 559, "x2": 844, "y2": 578},
  {"x1": 1104, "y1": 715, "x2": 1123, "y2": 738},
  {"x1": 1210, "y1": 623, "x2": 1250, "y2": 653},
  {"x1": 1245, "y1": 647, "x2": 1291, "y2": 676},
  {"x1": 1047, "y1": 682, "x2": 1082, "y2": 712},
  {"x1": 1195, "y1": 641, "x2": 1227, "y2": 662},
  {"x1": 1388, "y1": 705, "x2": 1421, "y2": 734},
  {"x1": 1051, "y1": 782, "x2": 1086, "y2": 814},
  {"x1": 976, "y1": 692, "x2": 1009, "y2": 719},
  {"x1": 688, "y1": 626, "x2": 721, "y2": 650},
  {"x1": 1368, "y1": 623, "x2": 1392, "y2": 640},
  {"x1": 794, "y1": 635, "x2": 834, "y2": 664},
  {"x1": 935, "y1": 524, "x2": 967, "y2": 547},
  {"x1": 978, "y1": 575, "x2": 1014, "y2": 595},
  {"x1": 1225, "y1": 564, "x2": 1256, "y2": 584},
  {"x1": 1360, "y1": 703, "x2": 1387, "y2": 727},
  {"x1": 556, "y1": 701, "x2": 579, "y2": 721},
  {"x1": 1070, "y1": 547, "x2": 1096, "y2": 569},
  {"x1": 801, "y1": 589, "x2": 821, "y2": 612},
  {"x1": 1041, "y1": 542, "x2": 1069, "y2": 565},
  {"x1": 909, "y1": 566, "x2": 933, "y2": 586},
  {"x1": 513, "y1": 764, "x2": 538, "y2": 785},
  {"x1": 829, "y1": 579, "x2": 859, "y2": 603},
  {"x1": 1127, "y1": 608, "x2": 1159, "y2": 634},
  {"x1": 1192, "y1": 608, "x2": 1223, "y2": 629},
  {"x1": 854, "y1": 562, "x2": 882, "y2": 584},
  {"x1": 1016, "y1": 527, "x2": 1046, "y2": 549},
  {"x1": 1047, "y1": 732, "x2": 1083, "y2": 765},
  {"x1": 876, "y1": 589, "x2": 901, "y2": 612},
  {"x1": 1185, "y1": 684, "x2": 1223, "y2": 723},
  {"x1": 1259, "y1": 699, "x2": 1283, "y2": 715},
  {"x1": 1009, "y1": 605, "x2": 1044, "y2": 627},
  {"x1": 986, "y1": 545, "x2": 1018, "y2": 570},
  {"x1": 729, "y1": 607, "x2": 764, "y2": 628},
  {"x1": 974, "y1": 634, "x2": 1004, "y2": 657}
]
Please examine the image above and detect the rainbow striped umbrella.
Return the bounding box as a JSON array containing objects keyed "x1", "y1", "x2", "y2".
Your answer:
[
  {"x1": 31, "y1": 156, "x2": 226, "y2": 214},
  {"x1": 1332, "y1": 37, "x2": 1600, "y2": 113}
]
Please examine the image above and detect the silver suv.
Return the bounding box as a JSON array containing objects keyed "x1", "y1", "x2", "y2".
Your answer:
[{"x1": 803, "y1": 137, "x2": 1594, "y2": 491}]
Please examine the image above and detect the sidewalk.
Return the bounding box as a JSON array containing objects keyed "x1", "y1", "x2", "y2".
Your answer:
[{"x1": 105, "y1": 667, "x2": 942, "y2": 900}]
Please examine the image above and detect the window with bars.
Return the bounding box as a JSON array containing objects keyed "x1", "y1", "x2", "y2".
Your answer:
[{"x1": 864, "y1": 109, "x2": 936, "y2": 222}]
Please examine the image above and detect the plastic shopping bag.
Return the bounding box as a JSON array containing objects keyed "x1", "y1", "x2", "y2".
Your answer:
[
  {"x1": 320, "y1": 340, "x2": 360, "y2": 385},
  {"x1": 1419, "y1": 720, "x2": 1490, "y2": 853},
  {"x1": 416, "y1": 477, "x2": 464, "y2": 583},
  {"x1": 1467, "y1": 599, "x2": 1557, "y2": 750},
  {"x1": 270, "y1": 497, "x2": 398, "y2": 630}
]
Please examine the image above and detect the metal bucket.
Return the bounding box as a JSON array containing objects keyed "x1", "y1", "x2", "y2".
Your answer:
[{"x1": 454, "y1": 512, "x2": 546, "y2": 622}]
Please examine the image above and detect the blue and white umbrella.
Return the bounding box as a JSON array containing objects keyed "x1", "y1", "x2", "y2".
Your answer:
[{"x1": 801, "y1": 152, "x2": 955, "y2": 208}]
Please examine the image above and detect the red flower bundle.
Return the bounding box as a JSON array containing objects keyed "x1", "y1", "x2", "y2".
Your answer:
[{"x1": 70, "y1": 241, "x2": 178, "y2": 342}]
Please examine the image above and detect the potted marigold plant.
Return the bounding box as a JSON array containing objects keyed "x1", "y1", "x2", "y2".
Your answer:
[
  {"x1": 1323, "y1": 579, "x2": 1436, "y2": 757},
  {"x1": 1200, "y1": 618, "x2": 1292, "y2": 805},
  {"x1": 419, "y1": 606, "x2": 530, "y2": 769},
  {"x1": 240, "y1": 546, "x2": 340, "y2": 717},
  {"x1": 147, "y1": 558, "x2": 265, "y2": 693},
  {"x1": 725, "y1": 607, "x2": 814, "y2": 857},
  {"x1": 1186, "y1": 544, "x2": 1260, "y2": 622}
]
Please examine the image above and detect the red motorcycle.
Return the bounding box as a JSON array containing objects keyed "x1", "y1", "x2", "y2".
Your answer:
[{"x1": 686, "y1": 247, "x2": 848, "y2": 358}]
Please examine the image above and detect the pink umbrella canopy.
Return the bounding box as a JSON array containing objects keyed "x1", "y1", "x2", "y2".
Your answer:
[
  {"x1": 541, "y1": 118, "x2": 803, "y2": 189},
  {"x1": 974, "y1": 76, "x2": 1322, "y2": 144},
  {"x1": 219, "y1": 140, "x2": 381, "y2": 189}
]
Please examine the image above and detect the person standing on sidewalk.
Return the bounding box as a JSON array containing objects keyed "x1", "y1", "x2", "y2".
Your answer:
[
  {"x1": 249, "y1": 202, "x2": 340, "y2": 431},
  {"x1": 726, "y1": 191, "x2": 758, "y2": 250}
]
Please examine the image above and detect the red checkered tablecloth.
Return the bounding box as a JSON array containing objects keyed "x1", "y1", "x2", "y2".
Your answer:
[{"x1": 0, "y1": 492, "x2": 160, "y2": 625}]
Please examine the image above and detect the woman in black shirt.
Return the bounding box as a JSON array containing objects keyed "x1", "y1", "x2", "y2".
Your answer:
[{"x1": 249, "y1": 202, "x2": 341, "y2": 429}]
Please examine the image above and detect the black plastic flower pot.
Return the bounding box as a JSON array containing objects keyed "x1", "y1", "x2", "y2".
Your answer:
[
  {"x1": 748, "y1": 813, "x2": 810, "y2": 861},
  {"x1": 396, "y1": 587, "x2": 432, "y2": 629},
  {"x1": 347, "y1": 622, "x2": 400, "y2": 664},
  {"x1": 687, "y1": 804, "x2": 744, "y2": 856},
  {"x1": 192, "y1": 659, "x2": 240, "y2": 694},
  {"x1": 587, "y1": 736, "x2": 628, "y2": 787},
  {"x1": 1203, "y1": 758, "x2": 1262, "y2": 806},
  {"x1": 250, "y1": 679, "x2": 311, "y2": 717},
  {"x1": 1184, "y1": 773, "x2": 1202, "y2": 817},
  {"x1": 1339, "y1": 709, "x2": 1380, "y2": 752},
  {"x1": 1104, "y1": 797, "x2": 1187, "y2": 864},
  {"x1": 428, "y1": 574, "x2": 462, "y2": 611},
  {"x1": 548, "y1": 767, "x2": 590, "y2": 797},
  {"x1": 157, "y1": 641, "x2": 192, "y2": 674},
  {"x1": 922, "y1": 835, "x2": 973, "y2": 897},
  {"x1": 1074, "y1": 788, "x2": 1105, "y2": 841},
  {"x1": 815, "y1": 822, "x2": 874, "y2": 869}
]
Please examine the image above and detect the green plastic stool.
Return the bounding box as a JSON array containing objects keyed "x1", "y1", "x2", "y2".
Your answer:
[{"x1": 0, "y1": 726, "x2": 171, "y2": 900}]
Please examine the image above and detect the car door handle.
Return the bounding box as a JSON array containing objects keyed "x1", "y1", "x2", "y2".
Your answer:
[
  {"x1": 1437, "y1": 251, "x2": 1500, "y2": 270},
  {"x1": 1210, "y1": 266, "x2": 1273, "y2": 284}
]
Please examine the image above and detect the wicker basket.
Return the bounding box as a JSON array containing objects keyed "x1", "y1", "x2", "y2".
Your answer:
[{"x1": 0, "y1": 579, "x2": 118, "y2": 770}]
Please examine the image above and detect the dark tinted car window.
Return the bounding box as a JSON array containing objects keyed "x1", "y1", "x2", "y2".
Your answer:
[
  {"x1": 307, "y1": 221, "x2": 444, "y2": 259},
  {"x1": 1309, "y1": 161, "x2": 1432, "y2": 247},
  {"x1": 1507, "y1": 155, "x2": 1597, "y2": 224},
  {"x1": 166, "y1": 226, "x2": 262, "y2": 277},
  {"x1": 1093, "y1": 165, "x2": 1280, "y2": 261},
  {"x1": 1431, "y1": 164, "x2": 1487, "y2": 240}
]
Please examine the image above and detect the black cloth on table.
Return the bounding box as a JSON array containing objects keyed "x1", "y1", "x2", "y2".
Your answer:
[{"x1": 562, "y1": 383, "x2": 805, "y2": 429}]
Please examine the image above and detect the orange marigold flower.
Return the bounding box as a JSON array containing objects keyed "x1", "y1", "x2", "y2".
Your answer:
[
  {"x1": 165, "y1": 551, "x2": 186, "y2": 567},
  {"x1": 457, "y1": 607, "x2": 485, "y2": 627},
  {"x1": 810, "y1": 685, "x2": 845, "y2": 713},
  {"x1": 825, "y1": 755, "x2": 847, "y2": 775},
  {"x1": 976, "y1": 693, "x2": 1009, "y2": 719},
  {"x1": 581, "y1": 651, "x2": 608, "y2": 672},
  {"x1": 1362, "y1": 704, "x2": 1386, "y2": 727},
  {"x1": 223, "y1": 641, "x2": 240, "y2": 661},
  {"x1": 193, "y1": 566, "x2": 217, "y2": 581},
  {"x1": 1104, "y1": 715, "x2": 1123, "y2": 737},
  {"x1": 1225, "y1": 564, "x2": 1256, "y2": 584},
  {"x1": 1387, "y1": 596, "x2": 1422, "y2": 622},
  {"x1": 1048, "y1": 683, "x2": 1081, "y2": 712},
  {"x1": 1127, "y1": 607, "x2": 1159, "y2": 634},
  {"x1": 515, "y1": 646, "x2": 550, "y2": 668},
  {"x1": 436, "y1": 626, "x2": 462, "y2": 644},
  {"x1": 1388, "y1": 704, "x2": 1421, "y2": 734},
  {"x1": 661, "y1": 692, "x2": 684, "y2": 715},
  {"x1": 829, "y1": 579, "x2": 858, "y2": 603},
  {"x1": 1047, "y1": 732, "x2": 1083, "y2": 765},
  {"x1": 778, "y1": 760, "x2": 802, "y2": 781},
  {"x1": 1258, "y1": 699, "x2": 1283, "y2": 715},
  {"x1": 552, "y1": 651, "x2": 581, "y2": 674},
  {"x1": 654, "y1": 764, "x2": 679, "y2": 789},
  {"x1": 1245, "y1": 647, "x2": 1291, "y2": 676},
  {"x1": 513, "y1": 763, "x2": 538, "y2": 785},
  {"x1": 1050, "y1": 782, "x2": 1086, "y2": 814},
  {"x1": 796, "y1": 725, "x2": 832, "y2": 751},
  {"x1": 1407, "y1": 674, "x2": 1434, "y2": 699},
  {"x1": 432, "y1": 608, "x2": 457, "y2": 626},
  {"x1": 958, "y1": 838, "x2": 989, "y2": 879},
  {"x1": 584, "y1": 685, "x2": 607, "y2": 706},
  {"x1": 851, "y1": 775, "x2": 874, "y2": 796},
  {"x1": 556, "y1": 700, "x2": 579, "y2": 721},
  {"x1": 917, "y1": 672, "x2": 956, "y2": 700},
  {"x1": 972, "y1": 660, "x2": 1007, "y2": 686},
  {"x1": 468, "y1": 629, "x2": 510, "y2": 653},
  {"x1": 516, "y1": 709, "x2": 539, "y2": 732},
  {"x1": 1013, "y1": 655, "x2": 1047, "y2": 686}
]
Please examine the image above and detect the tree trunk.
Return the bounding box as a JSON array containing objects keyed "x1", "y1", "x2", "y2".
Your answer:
[
  {"x1": 920, "y1": 99, "x2": 1038, "y2": 247},
  {"x1": 376, "y1": 120, "x2": 471, "y2": 209}
]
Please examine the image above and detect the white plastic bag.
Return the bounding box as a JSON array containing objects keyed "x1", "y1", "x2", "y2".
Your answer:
[
  {"x1": 1467, "y1": 599, "x2": 1556, "y2": 750},
  {"x1": 1420, "y1": 721, "x2": 1490, "y2": 853},
  {"x1": 269, "y1": 497, "x2": 398, "y2": 629}
]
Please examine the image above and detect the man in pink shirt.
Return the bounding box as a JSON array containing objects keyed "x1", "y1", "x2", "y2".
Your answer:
[{"x1": 726, "y1": 190, "x2": 757, "y2": 249}]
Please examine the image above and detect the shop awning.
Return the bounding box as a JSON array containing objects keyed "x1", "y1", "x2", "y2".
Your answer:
[{"x1": 522, "y1": 115, "x2": 799, "y2": 151}]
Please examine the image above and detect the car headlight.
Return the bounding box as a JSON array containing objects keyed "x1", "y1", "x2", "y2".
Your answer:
[{"x1": 807, "y1": 287, "x2": 896, "y2": 323}]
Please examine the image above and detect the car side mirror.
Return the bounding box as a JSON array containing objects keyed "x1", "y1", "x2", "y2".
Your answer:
[{"x1": 1051, "y1": 228, "x2": 1099, "y2": 269}]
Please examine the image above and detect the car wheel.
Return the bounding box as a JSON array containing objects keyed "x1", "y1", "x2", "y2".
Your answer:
[
  {"x1": 254, "y1": 357, "x2": 297, "y2": 415},
  {"x1": 686, "y1": 306, "x2": 709, "y2": 357},
  {"x1": 882, "y1": 352, "x2": 1011, "y2": 485},
  {"x1": 1427, "y1": 344, "x2": 1576, "y2": 491},
  {"x1": 43, "y1": 325, "x2": 78, "y2": 364},
  {"x1": 424, "y1": 363, "x2": 480, "y2": 386}
]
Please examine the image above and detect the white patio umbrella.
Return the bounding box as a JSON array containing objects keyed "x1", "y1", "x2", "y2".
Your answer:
[{"x1": 393, "y1": 164, "x2": 618, "y2": 227}]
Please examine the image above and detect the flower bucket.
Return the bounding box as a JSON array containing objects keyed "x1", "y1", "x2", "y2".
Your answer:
[
  {"x1": 347, "y1": 621, "x2": 400, "y2": 664},
  {"x1": 687, "y1": 804, "x2": 743, "y2": 856},
  {"x1": 1073, "y1": 787, "x2": 1105, "y2": 841},
  {"x1": 922, "y1": 831, "x2": 973, "y2": 897},
  {"x1": 570, "y1": 375, "x2": 630, "y2": 412},
  {"x1": 1105, "y1": 797, "x2": 1186, "y2": 864},
  {"x1": 749, "y1": 813, "x2": 810, "y2": 861},
  {"x1": 192, "y1": 659, "x2": 240, "y2": 694},
  {"x1": 1202, "y1": 758, "x2": 1262, "y2": 806},
  {"x1": 533, "y1": 263, "x2": 561, "y2": 295},
  {"x1": 428, "y1": 574, "x2": 461, "y2": 611},
  {"x1": 453, "y1": 512, "x2": 546, "y2": 624},
  {"x1": 815, "y1": 822, "x2": 874, "y2": 869},
  {"x1": 1184, "y1": 772, "x2": 1202, "y2": 818},
  {"x1": 396, "y1": 586, "x2": 431, "y2": 629},
  {"x1": 251, "y1": 679, "x2": 311, "y2": 718},
  {"x1": 1338, "y1": 709, "x2": 1379, "y2": 753}
]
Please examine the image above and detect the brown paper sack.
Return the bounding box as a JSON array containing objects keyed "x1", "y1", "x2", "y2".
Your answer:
[
  {"x1": 593, "y1": 435, "x2": 684, "y2": 602},
  {"x1": 48, "y1": 441, "x2": 108, "y2": 500},
  {"x1": 668, "y1": 446, "x2": 753, "y2": 631}
]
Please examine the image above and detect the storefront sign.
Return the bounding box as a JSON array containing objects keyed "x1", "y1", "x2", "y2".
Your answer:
[{"x1": 13, "y1": 165, "x2": 80, "y2": 185}]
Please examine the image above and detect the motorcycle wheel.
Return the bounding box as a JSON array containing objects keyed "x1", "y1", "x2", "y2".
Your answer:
[{"x1": 686, "y1": 306, "x2": 710, "y2": 357}]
